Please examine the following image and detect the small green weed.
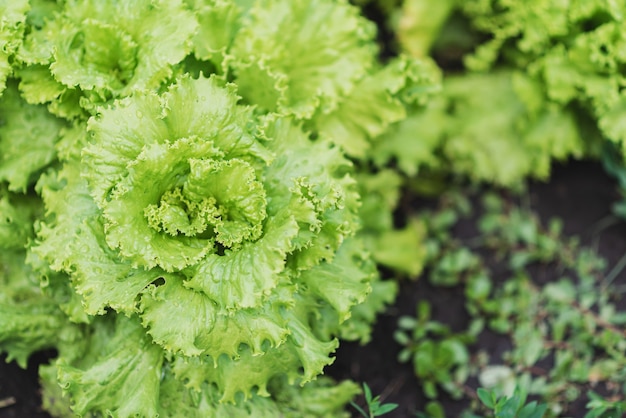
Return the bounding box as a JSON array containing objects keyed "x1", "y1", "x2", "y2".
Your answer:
[
  {"x1": 395, "y1": 300, "x2": 474, "y2": 399},
  {"x1": 404, "y1": 189, "x2": 626, "y2": 416},
  {"x1": 351, "y1": 383, "x2": 399, "y2": 418},
  {"x1": 584, "y1": 391, "x2": 626, "y2": 418},
  {"x1": 475, "y1": 387, "x2": 548, "y2": 418}
]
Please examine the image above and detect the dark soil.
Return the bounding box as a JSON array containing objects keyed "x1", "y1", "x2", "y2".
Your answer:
[
  {"x1": 1, "y1": 160, "x2": 625, "y2": 418},
  {"x1": 0, "y1": 351, "x2": 52, "y2": 418}
]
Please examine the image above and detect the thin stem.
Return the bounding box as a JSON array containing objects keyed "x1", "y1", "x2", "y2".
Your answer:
[
  {"x1": 587, "y1": 214, "x2": 621, "y2": 238},
  {"x1": 602, "y1": 252, "x2": 626, "y2": 290},
  {"x1": 574, "y1": 301, "x2": 626, "y2": 338}
]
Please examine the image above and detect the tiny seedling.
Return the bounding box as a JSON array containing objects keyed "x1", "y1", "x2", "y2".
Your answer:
[
  {"x1": 476, "y1": 387, "x2": 548, "y2": 418},
  {"x1": 395, "y1": 301, "x2": 473, "y2": 399},
  {"x1": 351, "y1": 383, "x2": 399, "y2": 418},
  {"x1": 584, "y1": 391, "x2": 626, "y2": 418}
]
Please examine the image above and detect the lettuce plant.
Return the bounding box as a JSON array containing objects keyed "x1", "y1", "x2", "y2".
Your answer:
[
  {"x1": 363, "y1": 0, "x2": 626, "y2": 186},
  {"x1": 0, "y1": 0, "x2": 439, "y2": 416},
  {"x1": 18, "y1": 0, "x2": 197, "y2": 118}
]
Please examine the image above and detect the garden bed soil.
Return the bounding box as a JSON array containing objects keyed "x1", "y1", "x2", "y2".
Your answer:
[{"x1": 1, "y1": 160, "x2": 624, "y2": 418}]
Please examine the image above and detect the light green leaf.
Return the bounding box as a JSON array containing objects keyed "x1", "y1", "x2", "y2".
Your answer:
[
  {"x1": 371, "y1": 217, "x2": 427, "y2": 276},
  {"x1": 297, "y1": 237, "x2": 372, "y2": 322},
  {"x1": 17, "y1": 65, "x2": 66, "y2": 105},
  {"x1": 229, "y1": 0, "x2": 377, "y2": 118},
  {"x1": 312, "y1": 57, "x2": 408, "y2": 158},
  {"x1": 32, "y1": 162, "x2": 158, "y2": 315},
  {"x1": 57, "y1": 315, "x2": 164, "y2": 418},
  {"x1": 185, "y1": 212, "x2": 298, "y2": 309},
  {"x1": 171, "y1": 307, "x2": 338, "y2": 402},
  {"x1": 0, "y1": 190, "x2": 39, "y2": 249},
  {"x1": 0, "y1": 81, "x2": 63, "y2": 191},
  {"x1": 187, "y1": 0, "x2": 243, "y2": 70},
  {"x1": 52, "y1": 0, "x2": 195, "y2": 94},
  {"x1": 340, "y1": 278, "x2": 397, "y2": 343},
  {"x1": 0, "y1": 0, "x2": 29, "y2": 94},
  {"x1": 0, "y1": 250, "x2": 77, "y2": 368},
  {"x1": 261, "y1": 116, "x2": 361, "y2": 269},
  {"x1": 285, "y1": 310, "x2": 339, "y2": 383},
  {"x1": 396, "y1": 0, "x2": 456, "y2": 58},
  {"x1": 140, "y1": 277, "x2": 289, "y2": 358},
  {"x1": 139, "y1": 275, "x2": 217, "y2": 356}
]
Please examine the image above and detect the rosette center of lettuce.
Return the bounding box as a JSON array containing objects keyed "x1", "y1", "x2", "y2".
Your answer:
[
  {"x1": 95, "y1": 131, "x2": 268, "y2": 272},
  {"x1": 145, "y1": 187, "x2": 220, "y2": 238},
  {"x1": 145, "y1": 157, "x2": 267, "y2": 249}
]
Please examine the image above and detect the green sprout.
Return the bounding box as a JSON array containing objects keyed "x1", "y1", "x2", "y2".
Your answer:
[{"x1": 351, "y1": 383, "x2": 399, "y2": 418}]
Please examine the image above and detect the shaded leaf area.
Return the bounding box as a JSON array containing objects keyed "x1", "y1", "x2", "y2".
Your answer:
[{"x1": 329, "y1": 160, "x2": 626, "y2": 417}]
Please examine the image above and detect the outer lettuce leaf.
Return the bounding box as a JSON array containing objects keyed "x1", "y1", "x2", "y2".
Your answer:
[
  {"x1": 311, "y1": 55, "x2": 441, "y2": 159},
  {"x1": 0, "y1": 188, "x2": 40, "y2": 249},
  {"x1": 43, "y1": 336, "x2": 358, "y2": 418},
  {"x1": 339, "y1": 278, "x2": 398, "y2": 344},
  {"x1": 171, "y1": 307, "x2": 339, "y2": 402},
  {"x1": 32, "y1": 162, "x2": 160, "y2": 315},
  {"x1": 185, "y1": 0, "x2": 243, "y2": 71},
  {"x1": 396, "y1": 0, "x2": 456, "y2": 58},
  {"x1": 139, "y1": 278, "x2": 290, "y2": 358},
  {"x1": 0, "y1": 250, "x2": 81, "y2": 368},
  {"x1": 55, "y1": 315, "x2": 164, "y2": 418},
  {"x1": 228, "y1": 0, "x2": 378, "y2": 118},
  {"x1": 0, "y1": 0, "x2": 29, "y2": 94},
  {"x1": 300, "y1": 238, "x2": 397, "y2": 345},
  {"x1": 371, "y1": 111, "x2": 442, "y2": 176},
  {"x1": 53, "y1": 120, "x2": 91, "y2": 162},
  {"x1": 157, "y1": 372, "x2": 284, "y2": 418},
  {"x1": 17, "y1": 65, "x2": 66, "y2": 105},
  {"x1": 17, "y1": 65, "x2": 87, "y2": 120},
  {"x1": 40, "y1": 363, "x2": 77, "y2": 418},
  {"x1": 357, "y1": 169, "x2": 427, "y2": 276},
  {"x1": 259, "y1": 116, "x2": 361, "y2": 270},
  {"x1": 0, "y1": 81, "x2": 63, "y2": 191},
  {"x1": 444, "y1": 0, "x2": 626, "y2": 157},
  {"x1": 158, "y1": 374, "x2": 358, "y2": 418},
  {"x1": 16, "y1": 0, "x2": 64, "y2": 66},
  {"x1": 267, "y1": 376, "x2": 359, "y2": 418},
  {"x1": 370, "y1": 218, "x2": 427, "y2": 277},
  {"x1": 33, "y1": 262, "x2": 92, "y2": 324},
  {"x1": 357, "y1": 169, "x2": 402, "y2": 235},
  {"x1": 297, "y1": 237, "x2": 373, "y2": 322},
  {"x1": 375, "y1": 71, "x2": 586, "y2": 186},
  {"x1": 160, "y1": 368, "x2": 359, "y2": 418}
]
